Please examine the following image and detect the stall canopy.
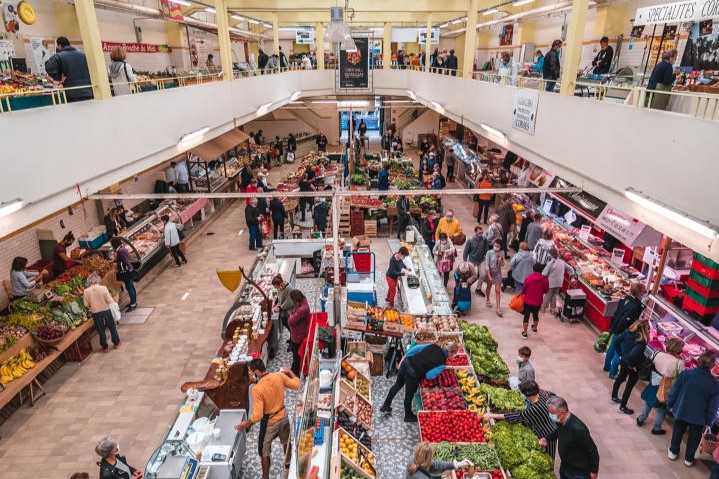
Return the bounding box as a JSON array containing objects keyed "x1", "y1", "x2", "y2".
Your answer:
[{"x1": 189, "y1": 129, "x2": 249, "y2": 161}]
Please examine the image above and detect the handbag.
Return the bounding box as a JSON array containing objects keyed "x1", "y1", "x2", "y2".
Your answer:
[
  {"x1": 109, "y1": 302, "x2": 122, "y2": 322},
  {"x1": 452, "y1": 232, "x2": 466, "y2": 245},
  {"x1": 700, "y1": 426, "x2": 719, "y2": 455},
  {"x1": 656, "y1": 359, "x2": 680, "y2": 403},
  {"x1": 472, "y1": 201, "x2": 479, "y2": 218},
  {"x1": 437, "y1": 259, "x2": 451, "y2": 273},
  {"x1": 509, "y1": 292, "x2": 525, "y2": 313}
]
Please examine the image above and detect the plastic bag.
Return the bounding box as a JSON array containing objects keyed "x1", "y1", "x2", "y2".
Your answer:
[{"x1": 509, "y1": 293, "x2": 524, "y2": 313}]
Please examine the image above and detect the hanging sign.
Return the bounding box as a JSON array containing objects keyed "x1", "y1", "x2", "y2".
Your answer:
[
  {"x1": 160, "y1": 0, "x2": 185, "y2": 22},
  {"x1": 595, "y1": 205, "x2": 646, "y2": 246},
  {"x1": 339, "y1": 37, "x2": 369, "y2": 89},
  {"x1": 579, "y1": 225, "x2": 592, "y2": 242},
  {"x1": 3, "y1": 2, "x2": 20, "y2": 33},
  {"x1": 542, "y1": 199, "x2": 553, "y2": 213},
  {"x1": 29, "y1": 37, "x2": 54, "y2": 74},
  {"x1": 564, "y1": 210, "x2": 577, "y2": 225},
  {"x1": 512, "y1": 89, "x2": 539, "y2": 135},
  {"x1": 295, "y1": 26, "x2": 315, "y2": 45},
  {"x1": 418, "y1": 28, "x2": 440, "y2": 45},
  {"x1": 0, "y1": 39, "x2": 15, "y2": 61},
  {"x1": 611, "y1": 247, "x2": 626, "y2": 266},
  {"x1": 634, "y1": 0, "x2": 719, "y2": 26},
  {"x1": 102, "y1": 42, "x2": 172, "y2": 53}
]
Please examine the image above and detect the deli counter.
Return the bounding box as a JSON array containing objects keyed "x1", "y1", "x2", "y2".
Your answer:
[{"x1": 442, "y1": 136, "x2": 481, "y2": 188}]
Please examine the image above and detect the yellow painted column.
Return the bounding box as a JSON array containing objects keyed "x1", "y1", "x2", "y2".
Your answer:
[
  {"x1": 424, "y1": 14, "x2": 432, "y2": 72},
  {"x1": 272, "y1": 14, "x2": 279, "y2": 56},
  {"x1": 74, "y1": 0, "x2": 111, "y2": 99},
  {"x1": 315, "y1": 23, "x2": 325, "y2": 70},
  {"x1": 516, "y1": 19, "x2": 536, "y2": 45},
  {"x1": 463, "y1": 0, "x2": 479, "y2": 78},
  {"x1": 559, "y1": 0, "x2": 589, "y2": 96},
  {"x1": 214, "y1": 0, "x2": 233, "y2": 80},
  {"x1": 593, "y1": 3, "x2": 628, "y2": 38},
  {"x1": 383, "y1": 22, "x2": 392, "y2": 69}
]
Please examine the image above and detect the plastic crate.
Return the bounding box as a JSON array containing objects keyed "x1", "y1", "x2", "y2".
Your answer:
[
  {"x1": 687, "y1": 278, "x2": 719, "y2": 299},
  {"x1": 689, "y1": 270, "x2": 719, "y2": 290},
  {"x1": 683, "y1": 294, "x2": 719, "y2": 317},
  {"x1": 694, "y1": 253, "x2": 719, "y2": 270},
  {"x1": 686, "y1": 288, "x2": 719, "y2": 307},
  {"x1": 691, "y1": 259, "x2": 719, "y2": 280}
]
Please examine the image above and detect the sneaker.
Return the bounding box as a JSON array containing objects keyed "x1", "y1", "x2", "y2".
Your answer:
[
  {"x1": 619, "y1": 407, "x2": 634, "y2": 415},
  {"x1": 404, "y1": 413, "x2": 418, "y2": 423},
  {"x1": 380, "y1": 405, "x2": 392, "y2": 414},
  {"x1": 521, "y1": 332, "x2": 528, "y2": 340},
  {"x1": 610, "y1": 397, "x2": 621, "y2": 404},
  {"x1": 114, "y1": 342, "x2": 122, "y2": 350},
  {"x1": 667, "y1": 448, "x2": 678, "y2": 461},
  {"x1": 101, "y1": 348, "x2": 110, "y2": 353},
  {"x1": 476, "y1": 290, "x2": 486, "y2": 297},
  {"x1": 125, "y1": 305, "x2": 136, "y2": 313},
  {"x1": 531, "y1": 326, "x2": 538, "y2": 333},
  {"x1": 651, "y1": 429, "x2": 666, "y2": 435},
  {"x1": 684, "y1": 460, "x2": 694, "y2": 467},
  {"x1": 496, "y1": 310, "x2": 504, "y2": 318},
  {"x1": 636, "y1": 418, "x2": 645, "y2": 427},
  {"x1": 608, "y1": 374, "x2": 617, "y2": 380}
]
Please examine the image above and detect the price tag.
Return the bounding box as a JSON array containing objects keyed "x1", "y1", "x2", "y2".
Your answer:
[
  {"x1": 542, "y1": 199, "x2": 553, "y2": 213},
  {"x1": 579, "y1": 225, "x2": 591, "y2": 241},
  {"x1": 611, "y1": 248, "x2": 626, "y2": 266},
  {"x1": 564, "y1": 210, "x2": 577, "y2": 224}
]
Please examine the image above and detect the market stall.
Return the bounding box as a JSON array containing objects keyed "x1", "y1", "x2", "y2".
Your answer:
[{"x1": 188, "y1": 129, "x2": 250, "y2": 194}]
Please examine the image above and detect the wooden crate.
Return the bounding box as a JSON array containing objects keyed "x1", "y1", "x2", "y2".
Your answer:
[{"x1": 363, "y1": 220, "x2": 377, "y2": 238}]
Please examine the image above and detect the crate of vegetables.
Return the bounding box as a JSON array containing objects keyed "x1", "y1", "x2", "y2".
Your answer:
[
  {"x1": 418, "y1": 410, "x2": 489, "y2": 443},
  {"x1": 421, "y1": 388, "x2": 467, "y2": 411},
  {"x1": 479, "y1": 383, "x2": 526, "y2": 413},
  {"x1": 432, "y1": 442, "x2": 505, "y2": 479},
  {"x1": 336, "y1": 429, "x2": 376, "y2": 479},
  {"x1": 420, "y1": 369, "x2": 459, "y2": 389},
  {"x1": 354, "y1": 371, "x2": 372, "y2": 403},
  {"x1": 446, "y1": 354, "x2": 470, "y2": 367}
]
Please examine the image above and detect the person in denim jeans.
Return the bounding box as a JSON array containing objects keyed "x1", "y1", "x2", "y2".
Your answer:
[
  {"x1": 83, "y1": 273, "x2": 121, "y2": 351},
  {"x1": 604, "y1": 282, "x2": 646, "y2": 378},
  {"x1": 637, "y1": 338, "x2": 684, "y2": 435},
  {"x1": 245, "y1": 198, "x2": 263, "y2": 250}
]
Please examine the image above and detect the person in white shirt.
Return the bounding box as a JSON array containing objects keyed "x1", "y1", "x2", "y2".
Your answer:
[
  {"x1": 171, "y1": 160, "x2": 190, "y2": 192},
  {"x1": 497, "y1": 51, "x2": 518, "y2": 86},
  {"x1": 162, "y1": 215, "x2": 187, "y2": 267},
  {"x1": 108, "y1": 47, "x2": 137, "y2": 96},
  {"x1": 10, "y1": 257, "x2": 48, "y2": 299},
  {"x1": 301, "y1": 55, "x2": 312, "y2": 70}
]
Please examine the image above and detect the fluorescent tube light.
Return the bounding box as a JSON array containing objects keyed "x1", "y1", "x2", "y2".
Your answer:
[
  {"x1": 263, "y1": 23, "x2": 273, "y2": 28},
  {"x1": 452, "y1": 18, "x2": 465, "y2": 24},
  {"x1": 406, "y1": 90, "x2": 417, "y2": 100},
  {"x1": 204, "y1": 7, "x2": 216, "y2": 13},
  {"x1": 311, "y1": 100, "x2": 338, "y2": 104},
  {"x1": 179, "y1": 126, "x2": 210, "y2": 145},
  {"x1": 170, "y1": 0, "x2": 192, "y2": 6},
  {"x1": 0, "y1": 198, "x2": 24, "y2": 218},
  {"x1": 512, "y1": 0, "x2": 535, "y2": 5},
  {"x1": 483, "y1": 8, "x2": 498, "y2": 15},
  {"x1": 231, "y1": 14, "x2": 244, "y2": 20},
  {"x1": 480, "y1": 123, "x2": 507, "y2": 139},
  {"x1": 290, "y1": 91, "x2": 302, "y2": 101},
  {"x1": 624, "y1": 188, "x2": 718, "y2": 239},
  {"x1": 248, "y1": 18, "x2": 260, "y2": 24},
  {"x1": 430, "y1": 101, "x2": 445, "y2": 114}
]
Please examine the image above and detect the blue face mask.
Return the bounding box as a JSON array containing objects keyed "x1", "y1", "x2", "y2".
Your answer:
[
  {"x1": 494, "y1": 246, "x2": 501, "y2": 252},
  {"x1": 548, "y1": 413, "x2": 560, "y2": 423}
]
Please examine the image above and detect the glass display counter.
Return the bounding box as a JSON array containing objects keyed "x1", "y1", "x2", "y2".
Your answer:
[{"x1": 190, "y1": 159, "x2": 230, "y2": 192}]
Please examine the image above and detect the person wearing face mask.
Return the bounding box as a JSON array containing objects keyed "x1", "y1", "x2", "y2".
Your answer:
[
  {"x1": 420, "y1": 210, "x2": 438, "y2": 252},
  {"x1": 509, "y1": 346, "x2": 535, "y2": 391},
  {"x1": 485, "y1": 380, "x2": 557, "y2": 459},
  {"x1": 463, "y1": 226, "x2": 490, "y2": 297},
  {"x1": 96, "y1": 436, "x2": 142, "y2": 479},
  {"x1": 235, "y1": 360, "x2": 300, "y2": 479},
  {"x1": 485, "y1": 240, "x2": 505, "y2": 316},
  {"x1": 532, "y1": 49, "x2": 545, "y2": 74},
  {"x1": 433, "y1": 233, "x2": 457, "y2": 287},
  {"x1": 386, "y1": 247, "x2": 414, "y2": 308},
  {"x1": 540, "y1": 396, "x2": 600, "y2": 479},
  {"x1": 435, "y1": 210, "x2": 463, "y2": 245}
]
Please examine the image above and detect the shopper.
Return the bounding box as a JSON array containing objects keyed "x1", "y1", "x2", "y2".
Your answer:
[
  {"x1": 485, "y1": 240, "x2": 505, "y2": 317},
  {"x1": 486, "y1": 380, "x2": 557, "y2": 459},
  {"x1": 301, "y1": 54, "x2": 312, "y2": 70},
  {"x1": 476, "y1": 175, "x2": 493, "y2": 224},
  {"x1": 433, "y1": 233, "x2": 456, "y2": 287},
  {"x1": 245, "y1": 178, "x2": 259, "y2": 204},
  {"x1": 445, "y1": 152, "x2": 456, "y2": 182},
  {"x1": 543, "y1": 40, "x2": 562, "y2": 93},
  {"x1": 298, "y1": 173, "x2": 316, "y2": 222},
  {"x1": 498, "y1": 51, "x2": 518, "y2": 85},
  {"x1": 525, "y1": 213, "x2": 544, "y2": 250},
  {"x1": 485, "y1": 214, "x2": 503, "y2": 246},
  {"x1": 420, "y1": 210, "x2": 438, "y2": 253},
  {"x1": 592, "y1": 37, "x2": 614, "y2": 75},
  {"x1": 111, "y1": 237, "x2": 137, "y2": 312},
  {"x1": 542, "y1": 251, "x2": 573, "y2": 316},
  {"x1": 206, "y1": 53, "x2": 217, "y2": 73},
  {"x1": 270, "y1": 197, "x2": 287, "y2": 240},
  {"x1": 430, "y1": 172, "x2": 443, "y2": 191},
  {"x1": 10, "y1": 257, "x2": 48, "y2": 300},
  {"x1": 381, "y1": 341, "x2": 459, "y2": 422},
  {"x1": 647, "y1": 49, "x2": 678, "y2": 110},
  {"x1": 435, "y1": 210, "x2": 463, "y2": 243},
  {"x1": 255, "y1": 130, "x2": 265, "y2": 145},
  {"x1": 406, "y1": 442, "x2": 473, "y2": 479},
  {"x1": 95, "y1": 437, "x2": 142, "y2": 479},
  {"x1": 396, "y1": 194, "x2": 411, "y2": 240},
  {"x1": 240, "y1": 163, "x2": 254, "y2": 191},
  {"x1": 245, "y1": 198, "x2": 262, "y2": 251},
  {"x1": 257, "y1": 49, "x2": 269, "y2": 72},
  {"x1": 108, "y1": 46, "x2": 137, "y2": 96},
  {"x1": 287, "y1": 133, "x2": 297, "y2": 162},
  {"x1": 316, "y1": 131, "x2": 328, "y2": 153},
  {"x1": 171, "y1": 160, "x2": 190, "y2": 193},
  {"x1": 386, "y1": 246, "x2": 413, "y2": 308},
  {"x1": 162, "y1": 215, "x2": 187, "y2": 267},
  {"x1": 272, "y1": 274, "x2": 295, "y2": 333},
  {"x1": 312, "y1": 198, "x2": 329, "y2": 234},
  {"x1": 637, "y1": 337, "x2": 685, "y2": 435},
  {"x1": 667, "y1": 350, "x2": 719, "y2": 467},
  {"x1": 83, "y1": 273, "x2": 121, "y2": 352},
  {"x1": 533, "y1": 50, "x2": 545, "y2": 74},
  {"x1": 509, "y1": 346, "x2": 536, "y2": 390},
  {"x1": 463, "y1": 226, "x2": 489, "y2": 296},
  {"x1": 611, "y1": 318, "x2": 650, "y2": 414},
  {"x1": 533, "y1": 228, "x2": 556, "y2": 267},
  {"x1": 445, "y1": 49, "x2": 458, "y2": 76},
  {"x1": 540, "y1": 396, "x2": 599, "y2": 479},
  {"x1": 234, "y1": 360, "x2": 299, "y2": 479},
  {"x1": 604, "y1": 282, "x2": 647, "y2": 378},
  {"x1": 45, "y1": 37, "x2": 93, "y2": 102},
  {"x1": 279, "y1": 46, "x2": 289, "y2": 70},
  {"x1": 378, "y1": 163, "x2": 391, "y2": 191},
  {"x1": 496, "y1": 198, "x2": 515, "y2": 258},
  {"x1": 510, "y1": 242, "x2": 534, "y2": 293},
  {"x1": 273, "y1": 136, "x2": 284, "y2": 166},
  {"x1": 287, "y1": 290, "x2": 311, "y2": 376},
  {"x1": 52, "y1": 232, "x2": 82, "y2": 277},
  {"x1": 521, "y1": 263, "x2": 549, "y2": 338}
]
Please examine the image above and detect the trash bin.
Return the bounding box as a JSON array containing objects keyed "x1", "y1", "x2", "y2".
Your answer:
[{"x1": 562, "y1": 289, "x2": 587, "y2": 323}]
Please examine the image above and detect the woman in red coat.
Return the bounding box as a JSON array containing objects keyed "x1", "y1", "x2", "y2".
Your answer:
[
  {"x1": 520, "y1": 263, "x2": 549, "y2": 339},
  {"x1": 288, "y1": 289, "x2": 311, "y2": 375}
]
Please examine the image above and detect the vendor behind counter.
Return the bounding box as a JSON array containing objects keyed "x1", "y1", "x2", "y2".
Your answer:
[
  {"x1": 51, "y1": 232, "x2": 83, "y2": 278},
  {"x1": 10, "y1": 256, "x2": 49, "y2": 300}
]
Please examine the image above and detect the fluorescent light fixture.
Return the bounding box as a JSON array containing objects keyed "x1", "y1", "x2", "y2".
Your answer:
[
  {"x1": 512, "y1": 0, "x2": 535, "y2": 5},
  {"x1": 290, "y1": 91, "x2": 302, "y2": 101},
  {"x1": 179, "y1": 126, "x2": 210, "y2": 145},
  {"x1": 0, "y1": 198, "x2": 24, "y2": 218},
  {"x1": 204, "y1": 7, "x2": 216, "y2": 13},
  {"x1": 263, "y1": 23, "x2": 272, "y2": 28},
  {"x1": 231, "y1": 14, "x2": 244, "y2": 20},
  {"x1": 452, "y1": 18, "x2": 465, "y2": 24},
  {"x1": 248, "y1": 18, "x2": 260, "y2": 24},
  {"x1": 289, "y1": 101, "x2": 303, "y2": 105},
  {"x1": 311, "y1": 100, "x2": 338, "y2": 104},
  {"x1": 406, "y1": 90, "x2": 417, "y2": 100},
  {"x1": 624, "y1": 188, "x2": 718, "y2": 239},
  {"x1": 480, "y1": 123, "x2": 507, "y2": 139},
  {"x1": 483, "y1": 8, "x2": 498, "y2": 15},
  {"x1": 430, "y1": 101, "x2": 445, "y2": 114},
  {"x1": 257, "y1": 102, "x2": 273, "y2": 115},
  {"x1": 337, "y1": 100, "x2": 370, "y2": 109},
  {"x1": 170, "y1": 0, "x2": 192, "y2": 6}
]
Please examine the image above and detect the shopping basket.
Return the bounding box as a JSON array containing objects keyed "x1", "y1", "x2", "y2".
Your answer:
[{"x1": 699, "y1": 427, "x2": 719, "y2": 455}]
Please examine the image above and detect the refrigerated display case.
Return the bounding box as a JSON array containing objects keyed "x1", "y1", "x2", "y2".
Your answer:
[{"x1": 190, "y1": 159, "x2": 230, "y2": 192}]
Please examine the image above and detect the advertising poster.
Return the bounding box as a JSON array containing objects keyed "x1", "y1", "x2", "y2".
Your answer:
[
  {"x1": 339, "y1": 37, "x2": 369, "y2": 88},
  {"x1": 295, "y1": 26, "x2": 315, "y2": 45},
  {"x1": 3, "y1": 2, "x2": 19, "y2": 33},
  {"x1": 187, "y1": 26, "x2": 209, "y2": 68},
  {"x1": 418, "y1": 28, "x2": 440, "y2": 45},
  {"x1": 0, "y1": 39, "x2": 15, "y2": 61},
  {"x1": 500, "y1": 24, "x2": 514, "y2": 46},
  {"x1": 699, "y1": 19, "x2": 713, "y2": 35},
  {"x1": 160, "y1": 0, "x2": 185, "y2": 22},
  {"x1": 681, "y1": 21, "x2": 719, "y2": 69},
  {"x1": 662, "y1": 24, "x2": 678, "y2": 39},
  {"x1": 631, "y1": 25, "x2": 646, "y2": 37},
  {"x1": 30, "y1": 38, "x2": 55, "y2": 74},
  {"x1": 512, "y1": 89, "x2": 539, "y2": 135}
]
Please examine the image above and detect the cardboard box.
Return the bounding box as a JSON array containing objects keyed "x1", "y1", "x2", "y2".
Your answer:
[{"x1": 352, "y1": 235, "x2": 372, "y2": 250}]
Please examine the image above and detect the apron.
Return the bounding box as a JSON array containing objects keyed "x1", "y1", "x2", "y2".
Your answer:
[{"x1": 257, "y1": 374, "x2": 287, "y2": 456}]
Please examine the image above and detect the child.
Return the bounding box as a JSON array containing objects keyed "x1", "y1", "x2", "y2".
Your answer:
[
  {"x1": 452, "y1": 280, "x2": 472, "y2": 315},
  {"x1": 509, "y1": 346, "x2": 535, "y2": 391}
]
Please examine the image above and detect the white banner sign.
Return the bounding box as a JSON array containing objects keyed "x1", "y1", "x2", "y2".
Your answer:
[
  {"x1": 418, "y1": 28, "x2": 440, "y2": 45},
  {"x1": 596, "y1": 205, "x2": 646, "y2": 245},
  {"x1": 0, "y1": 39, "x2": 15, "y2": 61},
  {"x1": 296, "y1": 27, "x2": 315, "y2": 45},
  {"x1": 634, "y1": 0, "x2": 719, "y2": 26},
  {"x1": 512, "y1": 89, "x2": 539, "y2": 135}
]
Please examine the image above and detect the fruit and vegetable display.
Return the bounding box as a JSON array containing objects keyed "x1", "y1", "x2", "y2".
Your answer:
[
  {"x1": 350, "y1": 196, "x2": 383, "y2": 208},
  {"x1": 418, "y1": 410, "x2": 488, "y2": 443},
  {"x1": 461, "y1": 322, "x2": 509, "y2": 381},
  {"x1": 33, "y1": 325, "x2": 65, "y2": 342},
  {"x1": 421, "y1": 369, "x2": 458, "y2": 389},
  {"x1": 50, "y1": 298, "x2": 88, "y2": 329},
  {"x1": 341, "y1": 360, "x2": 358, "y2": 381},
  {"x1": 480, "y1": 383, "x2": 525, "y2": 412},
  {"x1": 0, "y1": 349, "x2": 36, "y2": 386},
  {"x1": 339, "y1": 430, "x2": 375, "y2": 477},
  {"x1": 456, "y1": 369, "x2": 486, "y2": 412},
  {"x1": 446, "y1": 354, "x2": 469, "y2": 366},
  {"x1": 355, "y1": 373, "x2": 370, "y2": 401},
  {"x1": 350, "y1": 173, "x2": 368, "y2": 186},
  {"x1": 433, "y1": 442, "x2": 502, "y2": 472},
  {"x1": 336, "y1": 408, "x2": 372, "y2": 449},
  {"x1": 83, "y1": 256, "x2": 116, "y2": 276},
  {"x1": 421, "y1": 388, "x2": 467, "y2": 411},
  {"x1": 492, "y1": 422, "x2": 556, "y2": 479},
  {"x1": 51, "y1": 274, "x2": 85, "y2": 296},
  {"x1": 415, "y1": 314, "x2": 460, "y2": 332}
]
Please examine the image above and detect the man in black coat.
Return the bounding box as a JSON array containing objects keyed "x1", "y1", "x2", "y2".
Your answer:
[
  {"x1": 396, "y1": 195, "x2": 411, "y2": 241},
  {"x1": 446, "y1": 49, "x2": 458, "y2": 76},
  {"x1": 279, "y1": 46, "x2": 289, "y2": 70},
  {"x1": 543, "y1": 40, "x2": 562, "y2": 93},
  {"x1": 245, "y1": 198, "x2": 262, "y2": 250},
  {"x1": 45, "y1": 37, "x2": 93, "y2": 102},
  {"x1": 257, "y1": 49, "x2": 269, "y2": 72},
  {"x1": 313, "y1": 199, "x2": 329, "y2": 234},
  {"x1": 541, "y1": 396, "x2": 600, "y2": 479},
  {"x1": 592, "y1": 37, "x2": 614, "y2": 74},
  {"x1": 316, "y1": 131, "x2": 328, "y2": 152},
  {"x1": 604, "y1": 282, "x2": 646, "y2": 378},
  {"x1": 270, "y1": 197, "x2": 287, "y2": 239}
]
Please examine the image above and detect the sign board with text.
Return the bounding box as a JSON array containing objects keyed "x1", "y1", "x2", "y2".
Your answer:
[
  {"x1": 296, "y1": 26, "x2": 315, "y2": 45},
  {"x1": 596, "y1": 205, "x2": 646, "y2": 246},
  {"x1": 102, "y1": 42, "x2": 172, "y2": 53},
  {"x1": 611, "y1": 248, "x2": 626, "y2": 266},
  {"x1": 579, "y1": 225, "x2": 592, "y2": 242},
  {"x1": 160, "y1": 0, "x2": 185, "y2": 22},
  {"x1": 339, "y1": 37, "x2": 370, "y2": 88},
  {"x1": 512, "y1": 90, "x2": 539, "y2": 135},
  {"x1": 418, "y1": 28, "x2": 440, "y2": 45},
  {"x1": 634, "y1": 0, "x2": 719, "y2": 26}
]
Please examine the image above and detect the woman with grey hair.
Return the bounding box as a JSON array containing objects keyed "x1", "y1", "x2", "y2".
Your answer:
[
  {"x1": 95, "y1": 436, "x2": 142, "y2": 478},
  {"x1": 83, "y1": 273, "x2": 121, "y2": 351},
  {"x1": 647, "y1": 49, "x2": 678, "y2": 110}
]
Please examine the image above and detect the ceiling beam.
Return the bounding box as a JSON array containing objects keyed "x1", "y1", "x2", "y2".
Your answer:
[{"x1": 224, "y1": 0, "x2": 476, "y2": 12}]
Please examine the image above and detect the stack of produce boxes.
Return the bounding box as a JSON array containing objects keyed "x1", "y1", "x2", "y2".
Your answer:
[{"x1": 683, "y1": 253, "x2": 719, "y2": 320}]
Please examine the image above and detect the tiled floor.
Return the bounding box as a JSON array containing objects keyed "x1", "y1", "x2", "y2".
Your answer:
[{"x1": 0, "y1": 154, "x2": 712, "y2": 479}]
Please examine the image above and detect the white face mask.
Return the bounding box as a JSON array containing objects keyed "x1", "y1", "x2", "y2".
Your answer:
[{"x1": 517, "y1": 355, "x2": 524, "y2": 364}]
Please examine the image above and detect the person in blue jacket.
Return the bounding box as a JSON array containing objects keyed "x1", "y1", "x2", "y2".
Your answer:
[
  {"x1": 667, "y1": 350, "x2": 719, "y2": 467},
  {"x1": 380, "y1": 341, "x2": 459, "y2": 422},
  {"x1": 610, "y1": 318, "x2": 649, "y2": 414},
  {"x1": 532, "y1": 50, "x2": 544, "y2": 74},
  {"x1": 377, "y1": 163, "x2": 391, "y2": 191}
]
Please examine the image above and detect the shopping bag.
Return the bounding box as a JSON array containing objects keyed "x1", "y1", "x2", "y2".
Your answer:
[
  {"x1": 656, "y1": 375, "x2": 675, "y2": 404},
  {"x1": 178, "y1": 241, "x2": 187, "y2": 255},
  {"x1": 260, "y1": 218, "x2": 270, "y2": 238},
  {"x1": 437, "y1": 259, "x2": 451, "y2": 273},
  {"x1": 109, "y1": 302, "x2": 122, "y2": 322},
  {"x1": 286, "y1": 152, "x2": 295, "y2": 163},
  {"x1": 509, "y1": 292, "x2": 525, "y2": 313},
  {"x1": 700, "y1": 427, "x2": 719, "y2": 455},
  {"x1": 472, "y1": 201, "x2": 479, "y2": 218}
]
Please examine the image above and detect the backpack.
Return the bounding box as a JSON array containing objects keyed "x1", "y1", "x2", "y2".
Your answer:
[{"x1": 439, "y1": 174, "x2": 446, "y2": 188}]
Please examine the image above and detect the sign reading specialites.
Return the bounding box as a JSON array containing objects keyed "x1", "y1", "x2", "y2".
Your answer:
[
  {"x1": 101, "y1": 42, "x2": 172, "y2": 53},
  {"x1": 339, "y1": 37, "x2": 369, "y2": 89},
  {"x1": 634, "y1": 0, "x2": 719, "y2": 26}
]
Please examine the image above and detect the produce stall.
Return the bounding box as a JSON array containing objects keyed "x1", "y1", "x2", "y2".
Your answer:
[{"x1": 293, "y1": 133, "x2": 319, "y2": 159}]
